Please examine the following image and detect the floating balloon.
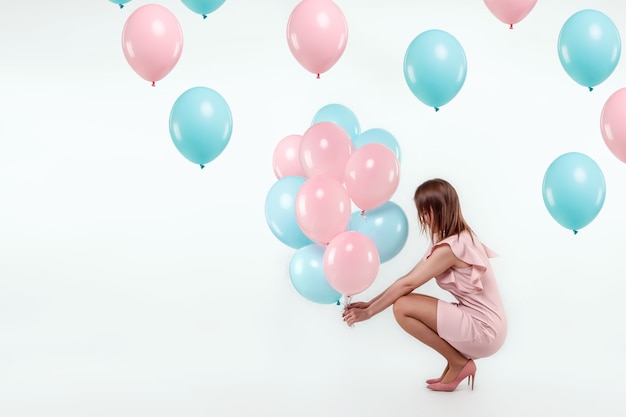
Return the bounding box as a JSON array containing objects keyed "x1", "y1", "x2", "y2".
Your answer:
[
  {"x1": 295, "y1": 175, "x2": 351, "y2": 245},
  {"x1": 600, "y1": 87, "x2": 626, "y2": 163},
  {"x1": 169, "y1": 87, "x2": 233, "y2": 168},
  {"x1": 312, "y1": 104, "x2": 360, "y2": 141},
  {"x1": 110, "y1": 0, "x2": 132, "y2": 9},
  {"x1": 290, "y1": 244, "x2": 342, "y2": 304},
  {"x1": 265, "y1": 176, "x2": 313, "y2": 250},
  {"x1": 353, "y1": 128, "x2": 402, "y2": 163},
  {"x1": 542, "y1": 152, "x2": 606, "y2": 234},
  {"x1": 121, "y1": 4, "x2": 183, "y2": 86},
  {"x1": 483, "y1": 0, "x2": 537, "y2": 29},
  {"x1": 323, "y1": 231, "x2": 379, "y2": 296},
  {"x1": 181, "y1": 0, "x2": 226, "y2": 19},
  {"x1": 344, "y1": 143, "x2": 400, "y2": 212},
  {"x1": 300, "y1": 122, "x2": 353, "y2": 182},
  {"x1": 273, "y1": 134, "x2": 306, "y2": 179},
  {"x1": 558, "y1": 9, "x2": 621, "y2": 91},
  {"x1": 286, "y1": 0, "x2": 348, "y2": 78},
  {"x1": 348, "y1": 201, "x2": 408, "y2": 263},
  {"x1": 404, "y1": 30, "x2": 467, "y2": 111}
]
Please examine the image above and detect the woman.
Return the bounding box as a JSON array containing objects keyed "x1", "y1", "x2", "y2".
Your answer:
[{"x1": 342, "y1": 178, "x2": 507, "y2": 392}]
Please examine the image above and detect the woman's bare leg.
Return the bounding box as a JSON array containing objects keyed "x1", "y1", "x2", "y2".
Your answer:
[{"x1": 393, "y1": 293, "x2": 469, "y2": 383}]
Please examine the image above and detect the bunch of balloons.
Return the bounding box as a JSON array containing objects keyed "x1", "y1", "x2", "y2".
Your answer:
[
  {"x1": 114, "y1": 2, "x2": 234, "y2": 169},
  {"x1": 265, "y1": 104, "x2": 408, "y2": 305},
  {"x1": 286, "y1": 0, "x2": 348, "y2": 79}
]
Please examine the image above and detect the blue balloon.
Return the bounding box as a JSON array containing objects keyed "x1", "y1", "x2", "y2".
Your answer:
[
  {"x1": 348, "y1": 201, "x2": 409, "y2": 263},
  {"x1": 265, "y1": 176, "x2": 313, "y2": 249},
  {"x1": 311, "y1": 104, "x2": 361, "y2": 141},
  {"x1": 109, "y1": 0, "x2": 131, "y2": 8},
  {"x1": 181, "y1": 0, "x2": 226, "y2": 18},
  {"x1": 558, "y1": 9, "x2": 621, "y2": 91},
  {"x1": 354, "y1": 128, "x2": 402, "y2": 163},
  {"x1": 169, "y1": 87, "x2": 233, "y2": 168},
  {"x1": 542, "y1": 152, "x2": 606, "y2": 234},
  {"x1": 289, "y1": 244, "x2": 341, "y2": 305},
  {"x1": 403, "y1": 29, "x2": 467, "y2": 111}
]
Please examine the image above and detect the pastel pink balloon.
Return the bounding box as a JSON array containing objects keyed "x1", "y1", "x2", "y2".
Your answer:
[
  {"x1": 600, "y1": 87, "x2": 626, "y2": 163},
  {"x1": 273, "y1": 134, "x2": 306, "y2": 179},
  {"x1": 344, "y1": 143, "x2": 400, "y2": 211},
  {"x1": 286, "y1": 0, "x2": 348, "y2": 78},
  {"x1": 122, "y1": 4, "x2": 183, "y2": 86},
  {"x1": 300, "y1": 122, "x2": 353, "y2": 182},
  {"x1": 483, "y1": 0, "x2": 537, "y2": 28},
  {"x1": 296, "y1": 175, "x2": 351, "y2": 245},
  {"x1": 324, "y1": 231, "x2": 379, "y2": 296}
]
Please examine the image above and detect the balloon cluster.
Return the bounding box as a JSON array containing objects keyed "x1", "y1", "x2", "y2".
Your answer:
[
  {"x1": 114, "y1": 2, "x2": 234, "y2": 169},
  {"x1": 265, "y1": 104, "x2": 408, "y2": 305},
  {"x1": 540, "y1": 8, "x2": 623, "y2": 234}
]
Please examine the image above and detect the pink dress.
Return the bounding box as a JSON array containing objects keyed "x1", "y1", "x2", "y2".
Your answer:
[{"x1": 423, "y1": 231, "x2": 507, "y2": 359}]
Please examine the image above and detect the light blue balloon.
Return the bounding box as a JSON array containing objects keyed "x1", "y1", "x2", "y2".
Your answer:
[
  {"x1": 265, "y1": 176, "x2": 313, "y2": 249},
  {"x1": 311, "y1": 104, "x2": 361, "y2": 141},
  {"x1": 542, "y1": 152, "x2": 606, "y2": 234},
  {"x1": 109, "y1": 0, "x2": 131, "y2": 8},
  {"x1": 289, "y1": 244, "x2": 341, "y2": 305},
  {"x1": 348, "y1": 201, "x2": 409, "y2": 263},
  {"x1": 181, "y1": 0, "x2": 226, "y2": 18},
  {"x1": 169, "y1": 87, "x2": 233, "y2": 168},
  {"x1": 558, "y1": 9, "x2": 621, "y2": 91},
  {"x1": 354, "y1": 128, "x2": 402, "y2": 163},
  {"x1": 404, "y1": 29, "x2": 467, "y2": 111}
]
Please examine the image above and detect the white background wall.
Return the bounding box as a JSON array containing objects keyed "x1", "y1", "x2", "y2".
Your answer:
[{"x1": 1, "y1": 1, "x2": 625, "y2": 416}]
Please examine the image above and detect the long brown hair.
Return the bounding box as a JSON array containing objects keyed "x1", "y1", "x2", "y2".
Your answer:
[{"x1": 414, "y1": 178, "x2": 473, "y2": 243}]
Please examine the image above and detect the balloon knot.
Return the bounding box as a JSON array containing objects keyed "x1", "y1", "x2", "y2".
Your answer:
[
  {"x1": 336, "y1": 300, "x2": 341, "y2": 306},
  {"x1": 509, "y1": 23, "x2": 513, "y2": 29},
  {"x1": 151, "y1": 81, "x2": 156, "y2": 87},
  {"x1": 202, "y1": 14, "x2": 207, "y2": 19},
  {"x1": 119, "y1": 4, "x2": 124, "y2": 9},
  {"x1": 573, "y1": 230, "x2": 578, "y2": 235},
  {"x1": 588, "y1": 87, "x2": 594, "y2": 92},
  {"x1": 200, "y1": 164, "x2": 205, "y2": 169},
  {"x1": 434, "y1": 107, "x2": 440, "y2": 112},
  {"x1": 360, "y1": 210, "x2": 365, "y2": 216},
  {"x1": 316, "y1": 73, "x2": 320, "y2": 79}
]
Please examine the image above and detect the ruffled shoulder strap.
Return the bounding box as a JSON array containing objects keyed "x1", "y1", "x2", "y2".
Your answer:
[{"x1": 423, "y1": 231, "x2": 496, "y2": 294}]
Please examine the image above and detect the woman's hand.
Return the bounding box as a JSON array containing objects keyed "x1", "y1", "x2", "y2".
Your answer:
[{"x1": 342, "y1": 305, "x2": 372, "y2": 326}]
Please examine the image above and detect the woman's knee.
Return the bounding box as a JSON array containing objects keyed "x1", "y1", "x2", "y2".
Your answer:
[{"x1": 392, "y1": 295, "x2": 411, "y2": 319}]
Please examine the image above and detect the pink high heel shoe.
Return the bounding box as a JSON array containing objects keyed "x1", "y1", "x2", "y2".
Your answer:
[
  {"x1": 425, "y1": 365, "x2": 449, "y2": 384},
  {"x1": 427, "y1": 359, "x2": 476, "y2": 392}
]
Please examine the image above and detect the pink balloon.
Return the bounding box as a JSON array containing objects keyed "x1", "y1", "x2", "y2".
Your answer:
[
  {"x1": 601, "y1": 87, "x2": 626, "y2": 163},
  {"x1": 344, "y1": 143, "x2": 400, "y2": 211},
  {"x1": 286, "y1": 0, "x2": 348, "y2": 78},
  {"x1": 273, "y1": 134, "x2": 306, "y2": 179},
  {"x1": 296, "y1": 175, "x2": 351, "y2": 245},
  {"x1": 121, "y1": 4, "x2": 183, "y2": 86},
  {"x1": 300, "y1": 122, "x2": 353, "y2": 182},
  {"x1": 483, "y1": 0, "x2": 537, "y2": 28},
  {"x1": 324, "y1": 231, "x2": 379, "y2": 296}
]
